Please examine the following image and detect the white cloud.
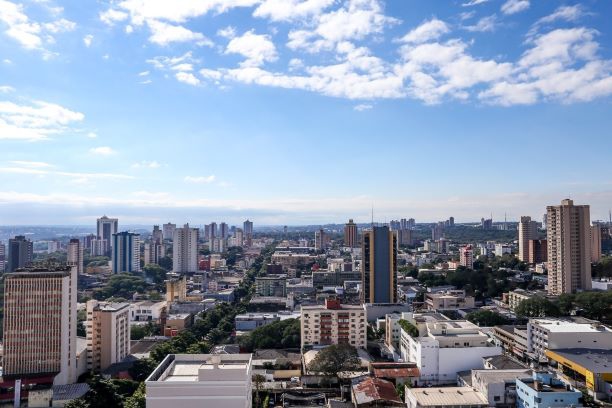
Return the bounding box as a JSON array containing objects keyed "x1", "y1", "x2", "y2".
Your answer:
[
  {"x1": 43, "y1": 18, "x2": 75, "y2": 33},
  {"x1": 175, "y1": 72, "x2": 200, "y2": 86},
  {"x1": 9, "y1": 160, "x2": 54, "y2": 168},
  {"x1": 200, "y1": 68, "x2": 222, "y2": 80},
  {"x1": 184, "y1": 175, "x2": 216, "y2": 183},
  {"x1": 217, "y1": 26, "x2": 236, "y2": 39},
  {"x1": 462, "y1": 0, "x2": 489, "y2": 6},
  {"x1": 87, "y1": 131, "x2": 97, "y2": 138},
  {"x1": 125, "y1": 24, "x2": 133, "y2": 34},
  {"x1": 464, "y1": 14, "x2": 497, "y2": 32},
  {"x1": 501, "y1": 0, "x2": 529, "y2": 15},
  {"x1": 537, "y1": 5, "x2": 588, "y2": 25},
  {"x1": 354, "y1": 103, "x2": 372, "y2": 111},
  {"x1": 253, "y1": 0, "x2": 333, "y2": 22},
  {"x1": 99, "y1": 8, "x2": 128, "y2": 25},
  {"x1": 147, "y1": 20, "x2": 213, "y2": 46},
  {"x1": 226, "y1": 30, "x2": 277, "y2": 67},
  {"x1": 398, "y1": 18, "x2": 449, "y2": 44},
  {"x1": 0, "y1": 99, "x2": 84, "y2": 141},
  {"x1": 138, "y1": 70, "x2": 150, "y2": 76},
  {"x1": 83, "y1": 34, "x2": 93, "y2": 47},
  {"x1": 171, "y1": 63, "x2": 193, "y2": 72},
  {"x1": 131, "y1": 160, "x2": 161, "y2": 169},
  {"x1": 0, "y1": 162, "x2": 133, "y2": 181},
  {"x1": 0, "y1": 85, "x2": 14, "y2": 93},
  {"x1": 89, "y1": 146, "x2": 116, "y2": 155}
]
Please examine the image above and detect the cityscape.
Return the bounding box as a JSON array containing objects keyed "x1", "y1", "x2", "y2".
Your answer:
[{"x1": 1, "y1": 0, "x2": 612, "y2": 408}]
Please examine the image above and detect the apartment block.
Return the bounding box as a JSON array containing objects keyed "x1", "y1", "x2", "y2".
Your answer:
[
  {"x1": 301, "y1": 299, "x2": 367, "y2": 349},
  {"x1": 425, "y1": 290, "x2": 475, "y2": 311},
  {"x1": 86, "y1": 300, "x2": 131, "y2": 372}
]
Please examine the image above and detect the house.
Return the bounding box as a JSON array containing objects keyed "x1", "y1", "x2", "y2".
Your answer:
[{"x1": 351, "y1": 377, "x2": 404, "y2": 407}]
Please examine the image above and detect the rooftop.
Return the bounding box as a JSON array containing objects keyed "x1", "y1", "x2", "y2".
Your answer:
[
  {"x1": 546, "y1": 348, "x2": 612, "y2": 374},
  {"x1": 407, "y1": 387, "x2": 488, "y2": 406},
  {"x1": 146, "y1": 354, "x2": 252, "y2": 383},
  {"x1": 531, "y1": 319, "x2": 612, "y2": 333},
  {"x1": 352, "y1": 377, "x2": 403, "y2": 406}
]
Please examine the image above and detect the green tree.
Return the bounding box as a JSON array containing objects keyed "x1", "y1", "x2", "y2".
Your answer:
[
  {"x1": 253, "y1": 374, "x2": 266, "y2": 407},
  {"x1": 123, "y1": 383, "x2": 146, "y2": 408},
  {"x1": 238, "y1": 318, "x2": 300, "y2": 351},
  {"x1": 574, "y1": 291, "x2": 612, "y2": 321},
  {"x1": 515, "y1": 297, "x2": 560, "y2": 318},
  {"x1": 157, "y1": 256, "x2": 173, "y2": 271},
  {"x1": 398, "y1": 319, "x2": 419, "y2": 337},
  {"x1": 143, "y1": 264, "x2": 167, "y2": 286},
  {"x1": 466, "y1": 310, "x2": 509, "y2": 327},
  {"x1": 128, "y1": 358, "x2": 158, "y2": 382},
  {"x1": 69, "y1": 376, "x2": 124, "y2": 408},
  {"x1": 308, "y1": 343, "x2": 361, "y2": 378},
  {"x1": 556, "y1": 293, "x2": 575, "y2": 316}
]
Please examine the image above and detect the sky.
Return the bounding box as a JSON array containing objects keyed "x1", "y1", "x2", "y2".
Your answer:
[{"x1": 0, "y1": 0, "x2": 611, "y2": 226}]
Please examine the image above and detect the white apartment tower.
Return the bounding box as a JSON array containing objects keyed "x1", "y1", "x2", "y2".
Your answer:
[
  {"x1": 547, "y1": 199, "x2": 592, "y2": 295},
  {"x1": 518, "y1": 216, "x2": 538, "y2": 262},
  {"x1": 459, "y1": 245, "x2": 474, "y2": 269},
  {"x1": 3, "y1": 266, "x2": 78, "y2": 385},
  {"x1": 86, "y1": 300, "x2": 131, "y2": 372},
  {"x1": 173, "y1": 224, "x2": 199, "y2": 273},
  {"x1": 67, "y1": 238, "x2": 84, "y2": 274}
]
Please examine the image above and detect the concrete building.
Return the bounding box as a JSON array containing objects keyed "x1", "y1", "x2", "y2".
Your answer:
[
  {"x1": 144, "y1": 241, "x2": 164, "y2": 266},
  {"x1": 406, "y1": 387, "x2": 488, "y2": 408},
  {"x1": 166, "y1": 275, "x2": 187, "y2": 302},
  {"x1": 67, "y1": 238, "x2": 84, "y2": 275},
  {"x1": 361, "y1": 226, "x2": 398, "y2": 303},
  {"x1": 515, "y1": 371, "x2": 581, "y2": 408},
  {"x1": 97, "y1": 216, "x2": 118, "y2": 255},
  {"x1": 591, "y1": 224, "x2": 602, "y2": 263},
  {"x1": 3, "y1": 266, "x2": 77, "y2": 385},
  {"x1": 86, "y1": 300, "x2": 130, "y2": 372},
  {"x1": 89, "y1": 237, "x2": 108, "y2": 257},
  {"x1": 254, "y1": 276, "x2": 287, "y2": 297},
  {"x1": 494, "y1": 243, "x2": 512, "y2": 257},
  {"x1": 162, "y1": 223, "x2": 176, "y2": 241},
  {"x1": 0, "y1": 242, "x2": 5, "y2": 272},
  {"x1": 145, "y1": 354, "x2": 252, "y2": 408},
  {"x1": 506, "y1": 289, "x2": 553, "y2": 312},
  {"x1": 547, "y1": 199, "x2": 592, "y2": 295},
  {"x1": 425, "y1": 290, "x2": 475, "y2": 311},
  {"x1": 243, "y1": 219, "x2": 253, "y2": 247},
  {"x1": 344, "y1": 219, "x2": 358, "y2": 248},
  {"x1": 314, "y1": 228, "x2": 329, "y2": 250},
  {"x1": 528, "y1": 239, "x2": 548, "y2": 265},
  {"x1": 527, "y1": 318, "x2": 612, "y2": 361},
  {"x1": 459, "y1": 245, "x2": 474, "y2": 269},
  {"x1": 300, "y1": 298, "x2": 367, "y2": 349},
  {"x1": 7, "y1": 235, "x2": 33, "y2": 272},
  {"x1": 173, "y1": 224, "x2": 199, "y2": 273},
  {"x1": 234, "y1": 313, "x2": 282, "y2": 332},
  {"x1": 468, "y1": 369, "x2": 532, "y2": 407},
  {"x1": 130, "y1": 301, "x2": 167, "y2": 322},
  {"x1": 112, "y1": 231, "x2": 141, "y2": 273},
  {"x1": 399, "y1": 313, "x2": 502, "y2": 385},
  {"x1": 518, "y1": 216, "x2": 539, "y2": 262}
]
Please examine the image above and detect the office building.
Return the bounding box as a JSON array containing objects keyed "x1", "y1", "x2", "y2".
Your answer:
[
  {"x1": 547, "y1": 199, "x2": 592, "y2": 295},
  {"x1": 591, "y1": 224, "x2": 602, "y2": 262},
  {"x1": 111, "y1": 232, "x2": 141, "y2": 273},
  {"x1": 459, "y1": 245, "x2": 474, "y2": 269},
  {"x1": 7, "y1": 235, "x2": 33, "y2": 272},
  {"x1": 518, "y1": 216, "x2": 538, "y2": 262},
  {"x1": 361, "y1": 226, "x2": 397, "y2": 303},
  {"x1": 301, "y1": 299, "x2": 367, "y2": 349},
  {"x1": 528, "y1": 239, "x2": 548, "y2": 264},
  {"x1": 243, "y1": 219, "x2": 253, "y2": 246},
  {"x1": 86, "y1": 300, "x2": 130, "y2": 372},
  {"x1": 344, "y1": 219, "x2": 358, "y2": 248},
  {"x1": 173, "y1": 224, "x2": 199, "y2": 273},
  {"x1": 162, "y1": 223, "x2": 176, "y2": 241},
  {"x1": 0, "y1": 242, "x2": 5, "y2": 272},
  {"x1": 96, "y1": 216, "x2": 118, "y2": 255},
  {"x1": 3, "y1": 266, "x2": 77, "y2": 385},
  {"x1": 67, "y1": 238, "x2": 84, "y2": 275},
  {"x1": 146, "y1": 354, "x2": 252, "y2": 408},
  {"x1": 254, "y1": 276, "x2": 287, "y2": 297}
]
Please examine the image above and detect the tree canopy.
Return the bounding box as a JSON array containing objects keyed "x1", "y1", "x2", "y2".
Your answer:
[
  {"x1": 515, "y1": 297, "x2": 560, "y2": 318},
  {"x1": 466, "y1": 310, "x2": 509, "y2": 326},
  {"x1": 308, "y1": 344, "x2": 361, "y2": 377},
  {"x1": 238, "y1": 318, "x2": 300, "y2": 351}
]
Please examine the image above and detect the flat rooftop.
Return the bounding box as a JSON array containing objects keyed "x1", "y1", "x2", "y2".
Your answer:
[
  {"x1": 146, "y1": 354, "x2": 252, "y2": 383},
  {"x1": 547, "y1": 348, "x2": 612, "y2": 374},
  {"x1": 531, "y1": 319, "x2": 612, "y2": 333},
  {"x1": 407, "y1": 387, "x2": 487, "y2": 406}
]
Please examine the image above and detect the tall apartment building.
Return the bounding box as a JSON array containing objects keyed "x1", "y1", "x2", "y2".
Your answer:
[
  {"x1": 86, "y1": 300, "x2": 130, "y2": 372},
  {"x1": 361, "y1": 226, "x2": 397, "y2": 303},
  {"x1": 518, "y1": 216, "x2": 538, "y2": 262},
  {"x1": 208, "y1": 222, "x2": 218, "y2": 240},
  {"x1": 591, "y1": 224, "x2": 602, "y2": 263},
  {"x1": 315, "y1": 228, "x2": 330, "y2": 251},
  {"x1": 7, "y1": 235, "x2": 33, "y2": 272},
  {"x1": 459, "y1": 245, "x2": 474, "y2": 269},
  {"x1": 90, "y1": 237, "x2": 108, "y2": 257},
  {"x1": 243, "y1": 219, "x2": 253, "y2": 247},
  {"x1": 144, "y1": 241, "x2": 164, "y2": 265},
  {"x1": 546, "y1": 199, "x2": 591, "y2": 295},
  {"x1": 527, "y1": 239, "x2": 548, "y2": 264},
  {"x1": 112, "y1": 232, "x2": 141, "y2": 273},
  {"x1": 344, "y1": 219, "x2": 358, "y2": 248},
  {"x1": 3, "y1": 266, "x2": 77, "y2": 385},
  {"x1": 173, "y1": 224, "x2": 199, "y2": 273},
  {"x1": 0, "y1": 242, "x2": 5, "y2": 272},
  {"x1": 152, "y1": 225, "x2": 163, "y2": 243},
  {"x1": 397, "y1": 228, "x2": 413, "y2": 246},
  {"x1": 300, "y1": 299, "x2": 367, "y2": 349},
  {"x1": 67, "y1": 238, "x2": 84, "y2": 275},
  {"x1": 219, "y1": 222, "x2": 229, "y2": 239},
  {"x1": 234, "y1": 228, "x2": 244, "y2": 246},
  {"x1": 162, "y1": 222, "x2": 176, "y2": 241},
  {"x1": 97, "y1": 216, "x2": 118, "y2": 255}
]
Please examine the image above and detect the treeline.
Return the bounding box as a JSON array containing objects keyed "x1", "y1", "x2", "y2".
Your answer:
[
  {"x1": 238, "y1": 318, "x2": 300, "y2": 351},
  {"x1": 418, "y1": 266, "x2": 517, "y2": 299},
  {"x1": 516, "y1": 291, "x2": 612, "y2": 322}
]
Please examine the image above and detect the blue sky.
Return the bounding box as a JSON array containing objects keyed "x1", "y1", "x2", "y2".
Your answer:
[{"x1": 0, "y1": 0, "x2": 611, "y2": 225}]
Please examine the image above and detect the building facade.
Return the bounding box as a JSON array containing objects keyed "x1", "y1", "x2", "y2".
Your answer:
[
  {"x1": 67, "y1": 238, "x2": 84, "y2": 275},
  {"x1": 301, "y1": 299, "x2": 367, "y2": 349},
  {"x1": 172, "y1": 224, "x2": 199, "y2": 273},
  {"x1": 86, "y1": 300, "x2": 131, "y2": 372},
  {"x1": 518, "y1": 216, "x2": 538, "y2": 262},
  {"x1": 7, "y1": 235, "x2": 33, "y2": 272},
  {"x1": 97, "y1": 216, "x2": 118, "y2": 255},
  {"x1": 344, "y1": 219, "x2": 358, "y2": 248},
  {"x1": 459, "y1": 245, "x2": 474, "y2": 269},
  {"x1": 547, "y1": 199, "x2": 591, "y2": 295},
  {"x1": 112, "y1": 231, "x2": 141, "y2": 273},
  {"x1": 361, "y1": 226, "x2": 397, "y2": 303}
]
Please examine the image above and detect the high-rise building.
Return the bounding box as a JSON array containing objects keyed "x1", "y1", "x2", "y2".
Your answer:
[
  {"x1": 481, "y1": 218, "x2": 493, "y2": 230},
  {"x1": 67, "y1": 238, "x2": 84, "y2": 275},
  {"x1": 407, "y1": 218, "x2": 416, "y2": 229},
  {"x1": 208, "y1": 222, "x2": 217, "y2": 240},
  {"x1": 152, "y1": 225, "x2": 163, "y2": 244},
  {"x1": 86, "y1": 300, "x2": 130, "y2": 372},
  {"x1": 243, "y1": 219, "x2": 253, "y2": 247},
  {"x1": 3, "y1": 265, "x2": 77, "y2": 385},
  {"x1": 90, "y1": 237, "x2": 108, "y2": 257},
  {"x1": 301, "y1": 299, "x2": 367, "y2": 349},
  {"x1": 459, "y1": 245, "x2": 474, "y2": 269},
  {"x1": 547, "y1": 199, "x2": 592, "y2": 295},
  {"x1": 111, "y1": 232, "x2": 141, "y2": 274},
  {"x1": 315, "y1": 228, "x2": 330, "y2": 251},
  {"x1": 204, "y1": 224, "x2": 211, "y2": 240},
  {"x1": 219, "y1": 222, "x2": 229, "y2": 239},
  {"x1": 0, "y1": 242, "x2": 6, "y2": 272},
  {"x1": 83, "y1": 234, "x2": 96, "y2": 250},
  {"x1": 527, "y1": 239, "x2": 547, "y2": 264},
  {"x1": 448, "y1": 216, "x2": 455, "y2": 227},
  {"x1": 518, "y1": 216, "x2": 538, "y2": 262},
  {"x1": 7, "y1": 235, "x2": 33, "y2": 272},
  {"x1": 397, "y1": 229, "x2": 413, "y2": 246},
  {"x1": 431, "y1": 223, "x2": 444, "y2": 240},
  {"x1": 97, "y1": 216, "x2": 118, "y2": 255},
  {"x1": 591, "y1": 224, "x2": 602, "y2": 263},
  {"x1": 144, "y1": 242, "x2": 164, "y2": 266},
  {"x1": 173, "y1": 224, "x2": 199, "y2": 273},
  {"x1": 162, "y1": 223, "x2": 176, "y2": 241},
  {"x1": 234, "y1": 228, "x2": 244, "y2": 247},
  {"x1": 361, "y1": 226, "x2": 397, "y2": 303},
  {"x1": 344, "y1": 219, "x2": 358, "y2": 248}
]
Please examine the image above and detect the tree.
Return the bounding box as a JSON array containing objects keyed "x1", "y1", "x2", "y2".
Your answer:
[
  {"x1": 398, "y1": 319, "x2": 419, "y2": 337},
  {"x1": 238, "y1": 318, "x2": 300, "y2": 351},
  {"x1": 573, "y1": 291, "x2": 612, "y2": 321},
  {"x1": 556, "y1": 293, "x2": 575, "y2": 316},
  {"x1": 253, "y1": 374, "x2": 266, "y2": 407},
  {"x1": 158, "y1": 256, "x2": 173, "y2": 271},
  {"x1": 69, "y1": 376, "x2": 124, "y2": 408},
  {"x1": 143, "y1": 264, "x2": 167, "y2": 286},
  {"x1": 515, "y1": 297, "x2": 560, "y2": 318},
  {"x1": 128, "y1": 358, "x2": 158, "y2": 382},
  {"x1": 123, "y1": 383, "x2": 146, "y2": 408},
  {"x1": 308, "y1": 343, "x2": 361, "y2": 378},
  {"x1": 466, "y1": 310, "x2": 509, "y2": 327}
]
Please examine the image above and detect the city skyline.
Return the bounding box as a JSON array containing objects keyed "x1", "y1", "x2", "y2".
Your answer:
[{"x1": 1, "y1": 1, "x2": 612, "y2": 224}]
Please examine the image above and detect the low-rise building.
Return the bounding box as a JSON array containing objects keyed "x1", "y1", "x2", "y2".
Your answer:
[
  {"x1": 234, "y1": 313, "x2": 281, "y2": 332},
  {"x1": 425, "y1": 290, "x2": 475, "y2": 310},
  {"x1": 351, "y1": 377, "x2": 404, "y2": 407},
  {"x1": 300, "y1": 299, "x2": 367, "y2": 349},
  {"x1": 130, "y1": 301, "x2": 167, "y2": 322},
  {"x1": 506, "y1": 289, "x2": 553, "y2": 311},
  {"x1": 254, "y1": 275, "x2": 287, "y2": 297},
  {"x1": 145, "y1": 354, "x2": 252, "y2": 408},
  {"x1": 405, "y1": 386, "x2": 488, "y2": 408},
  {"x1": 515, "y1": 371, "x2": 582, "y2": 408},
  {"x1": 469, "y1": 369, "x2": 533, "y2": 407}
]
